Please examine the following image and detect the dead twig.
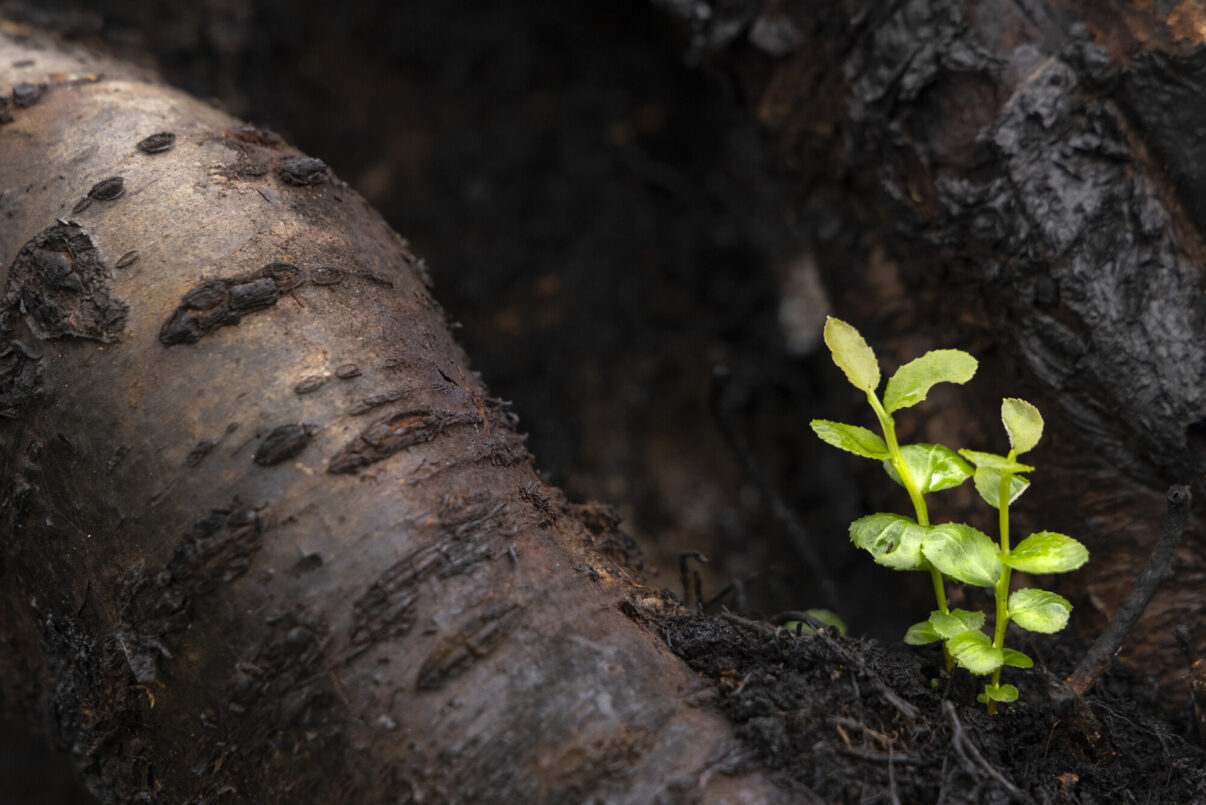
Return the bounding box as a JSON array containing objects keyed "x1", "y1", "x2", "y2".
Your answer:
[
  {"x1": 936, "y1": 752, "x2": 952, "y2": 805},
  {"x1": 880, "y1": 686, "x2": 920, "y2": 723},
  {"x1": 837, "y1": 745, "x2": 920, "y2": 765},
  {"x1": 830, "y1": 715, "x2": 892, "y2": 749},
  {"x1": 719, "y1": 609, "x2": 776, "y2": 639},
  {"x1": 679, "y1": 551, "x2": 708, "y2": 609},
  {"x1": 942, "y1": 701, "x2": 1028, "y2": 801},
  {"x1": 1066, "y1": 484, "x2": 1190, "y2": 696}
]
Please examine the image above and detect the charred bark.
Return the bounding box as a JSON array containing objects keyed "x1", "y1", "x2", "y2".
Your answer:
[
  {"x1": 0, "y1": 24, "x2": 781, "y2": 805},
  {"x1": 662, "y1": 0, "x2": 1206, "y2": 688}
]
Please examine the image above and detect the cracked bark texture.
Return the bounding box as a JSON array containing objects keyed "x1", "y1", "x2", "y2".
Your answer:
[{"x1": 0, "y1": 24, "x2": 780, "y2": 805}]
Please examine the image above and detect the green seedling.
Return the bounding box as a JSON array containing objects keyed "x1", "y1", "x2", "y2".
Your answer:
[
  {"x1": 944, "y1": 397, "x2": 1088, "y2": 713},
  {"x1": 811, "y1": 317, "x2": 978, "y2": 669},
  {"x1": 811, "y1": 318, "x2": 1089, "y2": 712}
]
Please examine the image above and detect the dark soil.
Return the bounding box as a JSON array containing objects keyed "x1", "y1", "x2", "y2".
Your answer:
[
  {"x1": 1, "y1": 1, "x2": 1203, "y2": 803},
  {"x1": 668, "y1": 614, "x2": 1206, "y2": 803}
]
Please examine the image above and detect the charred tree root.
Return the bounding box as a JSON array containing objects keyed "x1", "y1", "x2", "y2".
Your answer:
[{"x1": 1066, "y1": 484, "x2": 1191, "y2": 696}]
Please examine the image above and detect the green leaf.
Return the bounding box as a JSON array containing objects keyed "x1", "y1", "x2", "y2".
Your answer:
[
  {"x1": 1003, "y1": 532, "x2": 1090, "y2": 574},
  {"x1": 978, "y1": 683, "x2": 1019, "y2": 703},
  {"x1": 806, "y1": 609, "x2": 848, "y2": 635},
  {"x1": 1001, "y1": 648, "x2": 1034, "y2": 669},
  {"x1": 947, "y1": 630, "x2": 1004, "y2": 675},
  {"x1": 904, "y1": 620, "x2": 942, "y2": 645},
  {"x1": 921, "y1": 523, "x2": 1002, "y2": 587},
  {"x1": 1002, "y1": 398, "x2": 1044, "y2": 454},
  {"x1": 1009, "y1": 588, "x2": 1072, "y2": 633},
  {"x1": 928, "y1": 608, "x2": 987, "y2": 639},
  {"x1": 785, "y1": 609, "x2": 850, "y2": 637},
  {"x1": 957, "y1": 449, "x2": 1035, "y2": 474},
  {"x1": 849, "y1": 513, "x2": 929, "y2": 571},
  {"x1": 810, "y1": 420, "x2": 890, "y2": 460},
  {"x1": 883, "y1": 444, "x2": 973, "y2": 494},
  {"x1": 883, "y1": 349, "x2": 978, "y2": 413},
  {"x1": 823, "y1": 317, "x2": 880, "y2": 393},
  {"x1": 973, "y1": 467, "x2": 1030, "y2": 510}
]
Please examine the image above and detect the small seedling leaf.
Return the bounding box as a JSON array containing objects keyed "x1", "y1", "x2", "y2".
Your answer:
[
  {"x1": 1009, "y1": 588, "x2": 1072, "y2": 633},
  {"x1": 1001, "y1": 648, "x2": 1034, "y2": 669},
  {"x1": 849, "y1": 513, "x2": 929, "y2": 571},
  {"x1": 957, "y1": 449, "x2": 1034, "y2": 474},
  {"x1": 973, "y1": 467, "x2": 1030, "y2": 510},
  {"x1": 1003, "y1": 532, "x2": 1090, "y2": 574},
  {"x1": 904, "y1": 620, "x2": 942, "y2": 645},
  {"x1": 810, "y1": 420, "x2": 890, "y2": 459},
  {"x1": 979, "y1": 683, "x2": 1019, "y2": 703},
  {"x1": 823, "y1": 317, "x2": 880, "y2": 393},
  {"x1": 1002, "y1": 398, "x2": 1044, "y2": 454},
  {"x1": 883, "y1": 349, "x2": 979, "y2": 413},
  {"x1": 785, "y1": 609, "x2": 850, "y2": 637},
  {"x1": 806, "y1": 609, "x2": 849, "y2": 635},
  {"x1": 922, "y1": 522, "x2": 1002, "y2": 587},
  {"x1": 928, "y1": 608, "x2": 987, "y2": 639},
  {"x1": 883, "y1": 444, "x2": 973, "y2": 494},
  {"x1": 947, "y1": 630, "x2": 1004, "y2": 674}
]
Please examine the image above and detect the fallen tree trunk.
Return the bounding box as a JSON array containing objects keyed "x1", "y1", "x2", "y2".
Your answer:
[{"x1": 0, "y1": 24, "x2": 781, "y2": 804}]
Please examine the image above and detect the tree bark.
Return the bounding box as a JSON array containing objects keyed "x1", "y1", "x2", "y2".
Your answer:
[{"x1": 0, "y1": 23, "x2": 781, "y2": 805}]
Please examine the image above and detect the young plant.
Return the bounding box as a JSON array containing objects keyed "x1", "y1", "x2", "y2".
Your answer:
[
  {"x1": 810, "y1": 317, "x2": 978, "y2": 668},
  {"x1": 811, "y1": 318, "x2": 1089, "y2": 712},
  {"x1": 948, "y1": 399, "x2": 1089, "y2": 713}
]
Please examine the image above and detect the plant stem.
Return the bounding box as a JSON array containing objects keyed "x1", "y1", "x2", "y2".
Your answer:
[
  {"x1": 988, "y1": 454, "x2": 1016, "y2": 715},
  {"x1": 866, "y1": 394, "x2": 929, "y2": 526},
  {"x1": 867, "y1": 392, "x2": 953, "y2": 670}
]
